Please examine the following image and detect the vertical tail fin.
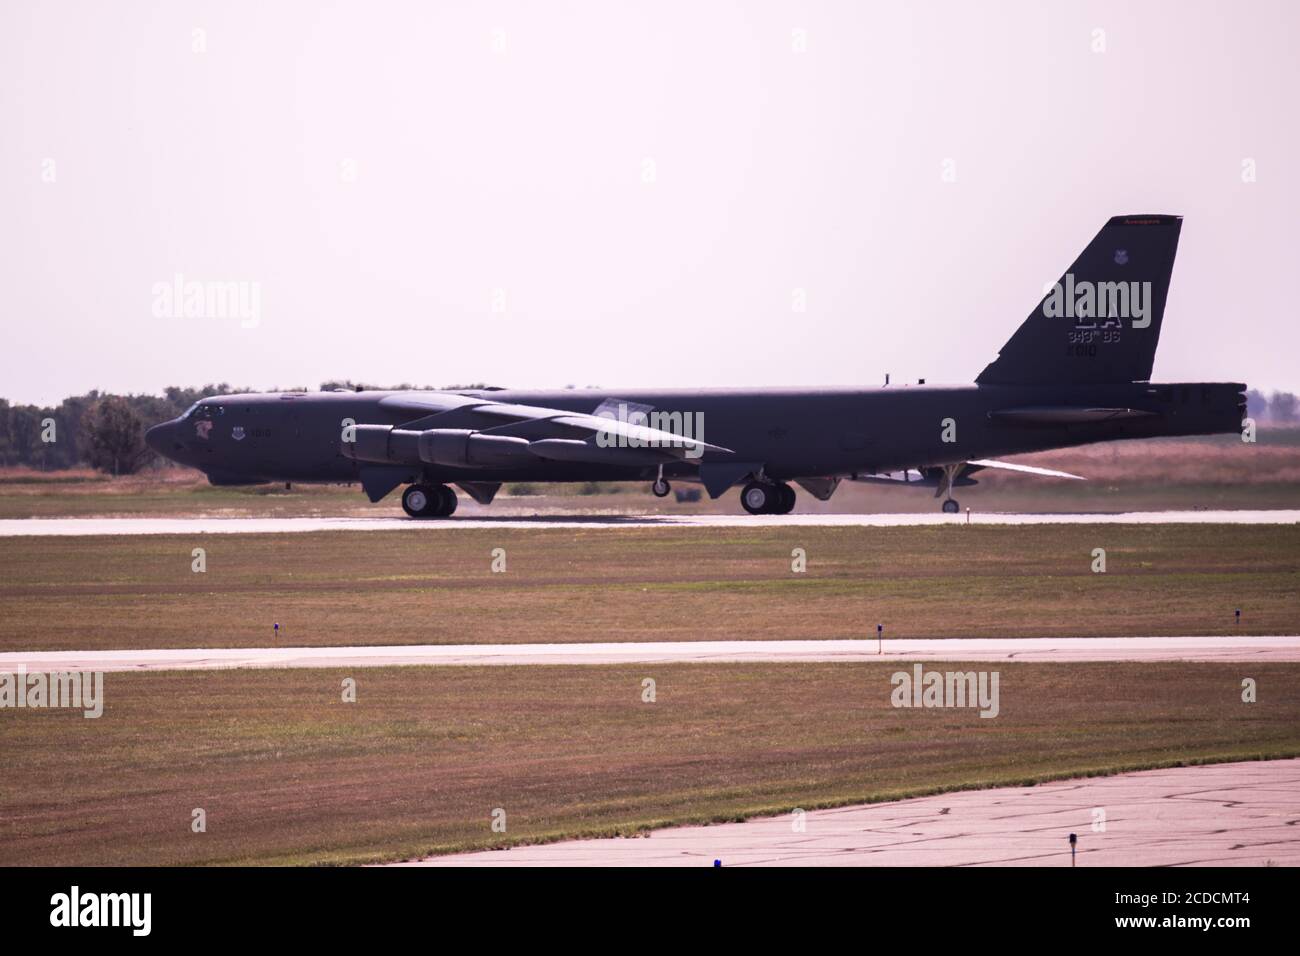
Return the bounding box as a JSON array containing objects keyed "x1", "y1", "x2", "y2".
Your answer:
[{"x1": 976, "y1": 215, "x2": 1182, "y2": 386}]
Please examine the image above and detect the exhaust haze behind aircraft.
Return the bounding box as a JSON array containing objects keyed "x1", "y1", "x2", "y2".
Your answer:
[{"x1": 147, "y1": 215, "x2": 1246, "y2": 517}]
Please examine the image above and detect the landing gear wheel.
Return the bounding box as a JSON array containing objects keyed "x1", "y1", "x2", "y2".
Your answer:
[
  {"x1": 652, "y1": 478, "x2": 671, "y2": 498},
  {"x1": 403, "y1": 484, "x2": 436, "y2": 518},
  {"x1": 942, "y1": 498, "x2": 960, "y2": 514},
  {"x1": 741, "y1": 481, "x2": 774, "y2": 515},
  {"x1": 403, "y1": 483, "x2": 458, "y2": 518},
  {"x1": 436, "y1": 485, "x2": 458, "y2": 517},
  {"x1": 774, "y1": 482, "x2": 796, "y2": 515}
]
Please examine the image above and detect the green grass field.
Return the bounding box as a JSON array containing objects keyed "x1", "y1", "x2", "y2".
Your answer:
[
  {"x1": 1, "y1": 524, "x2": 1295, "y2": 651},
  {"x1": 2, "y1": 470, "x2": 1296, "y2": 866},
  {"x1": 3, "y1": 661, "x2": 1295, "y2": 865}
]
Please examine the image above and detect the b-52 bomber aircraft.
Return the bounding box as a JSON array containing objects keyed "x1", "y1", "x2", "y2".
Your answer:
[{"x1": 146, "y1": 215, "x2": 1245, "y2": 517}]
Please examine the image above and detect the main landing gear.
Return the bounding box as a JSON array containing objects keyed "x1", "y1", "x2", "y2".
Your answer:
[
  {"x1": 402, "y1": 483, "x2": 459, "y2": 518},
  {"x1": 740, "y1": 481, "x2": 796, "y2": 515}
]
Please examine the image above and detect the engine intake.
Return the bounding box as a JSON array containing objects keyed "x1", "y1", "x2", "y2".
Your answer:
[{"x1": 340, "y1": 425, "x2": 406, "y2": 463}]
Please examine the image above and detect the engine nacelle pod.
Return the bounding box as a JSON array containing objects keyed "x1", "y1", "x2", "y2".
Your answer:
[
  {"x1": 341, "y1": 424, "x2": 395, "y2": 463},
  {"x1": 340, "y1": 425, "x2": 422, "y2": 463},
  {"x1": 418, "y1": 429, "x2": 531, "y2": 467}
]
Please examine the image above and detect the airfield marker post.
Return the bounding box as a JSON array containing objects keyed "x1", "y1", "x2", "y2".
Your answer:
[
  {"x1": 1069, "y1": 833, "x2": 1077, "y2": 866},
  {"x1": 1236, "y1": 608, "x2": 1241, "y2": 626},
  {"x1": 877, "y1": 624, "x2": 883, "y2": 654}
]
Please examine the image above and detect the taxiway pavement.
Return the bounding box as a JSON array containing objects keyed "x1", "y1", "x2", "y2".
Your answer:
[
  {"x1": 395, "y1": 758, "x2": 1300, "y2": 866},
  {"x1": 1, "y1": 509, "x2": 1297, "y2": 536},
  {"x1": 4, "y1": 635, "x2": 1297, "y2": 672}
]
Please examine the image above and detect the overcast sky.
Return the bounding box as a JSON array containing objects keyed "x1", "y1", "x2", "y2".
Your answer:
[{"x1": 2, "y1": 0, "x2": 1296, "y2": 407}]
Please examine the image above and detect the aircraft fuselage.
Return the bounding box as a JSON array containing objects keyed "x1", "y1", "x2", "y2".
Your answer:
[{"x1": 146, "y1": 382, "x2": 1245, "y2": 491}]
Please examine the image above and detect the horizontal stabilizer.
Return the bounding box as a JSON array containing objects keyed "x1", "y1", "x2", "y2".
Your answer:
[
  {"x1": 966, "y1": 459, "x2": 1085, "y2": 480},
  {"x1": 852, "y1": 459, "x2": 1084, "y2": 486},
  {"x1": 988, "y1": 406, "x2": 1158, "y2": 425}
]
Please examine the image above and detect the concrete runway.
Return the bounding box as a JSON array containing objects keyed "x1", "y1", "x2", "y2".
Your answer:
[
  {"x1": 4, "y1": 636, "x2": 1297, "y2": 673},
  {"x1": 395, "y1": 758, "x2": 1300, "y2": 867},
  {"x1": 1, "y1": 509, "x2": 1298, "y2": 536}
]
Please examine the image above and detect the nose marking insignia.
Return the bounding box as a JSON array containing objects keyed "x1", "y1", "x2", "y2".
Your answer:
[
  {"x1": 232, "y1": 426, "x2": 246, "y2": 441},
  {"x1": 1113, "y1": 248, "x2": 1129, "y2": 265}
]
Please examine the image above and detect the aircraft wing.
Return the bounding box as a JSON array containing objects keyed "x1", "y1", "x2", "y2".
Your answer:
[{"x1": 379, "y1": 392, "x2": 732, "y2": 460}]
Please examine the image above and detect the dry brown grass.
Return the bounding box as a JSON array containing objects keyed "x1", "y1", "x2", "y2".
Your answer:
[
  {"x1": 1, "y1": 524, "x2": 1296, "y2": 651},
  {"x1": 2, "y1": 661, "x2": 1296, "y2": 865},
  {"x1": 999, "y1": 435, "x2": 1300, "y2": 486},
  {"x1": 0, "y1": 466, "x2": 108, "y2": 483}
]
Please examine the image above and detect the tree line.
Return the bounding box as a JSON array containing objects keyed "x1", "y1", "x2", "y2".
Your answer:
[
  {"x1": 1249, "y1": 388, "x2": 1298, "y2": 423},
  {"x1": 0, "y1": 382, "x2": 490, "y2": 474},
  {"x1": 0, "y1": 383, "x2": 1295, "y2": 476}
]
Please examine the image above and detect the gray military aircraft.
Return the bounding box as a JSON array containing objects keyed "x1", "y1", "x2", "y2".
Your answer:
[{"x1": 146, "y1": 215, "x2": 1245, "y2": 517}]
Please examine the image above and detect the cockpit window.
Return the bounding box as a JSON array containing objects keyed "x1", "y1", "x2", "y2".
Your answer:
[{"x1": 184, "y1": 403, "x2": 224, "y2": 419}]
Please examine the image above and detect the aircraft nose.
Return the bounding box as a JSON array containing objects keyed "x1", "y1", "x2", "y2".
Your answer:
[{"x1": 145, "y1": 421, "x2": 174, "y2": 456}]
